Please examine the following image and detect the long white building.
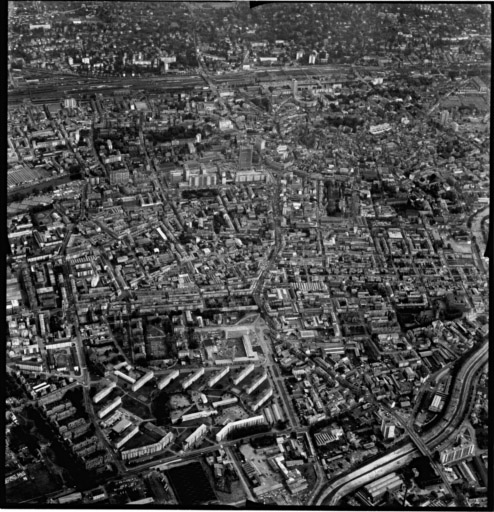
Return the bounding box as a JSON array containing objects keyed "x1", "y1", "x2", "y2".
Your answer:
[
  {"x1": 212, "y1": 397, "x2": 238, "y2": 409},
  {"x1": 100, "y1": 410, "x2": 121, "y2": 429},
  {"x1": 121, "y1": 432, "x2": 174, "y2": 461},
  {"x1": 441, "y1": 444, "x2": 475, "y2": 465},
  {"x1": 114, "y1": 370, "x2": 136, "y2": 384},
  {"x1": 216, "y1": 415, "x2": 267, "y2": 442},
  {"x1": 263, "y1": 406, "x2": 274, "y2": 424},
  {"x1": 93, "y1": 382, "x2": 117, "y2": 404},
  {"x1": 233, "y1": 364, "x2": 255, "y2": 386},
  {"x1": 158, "y1": 369, "x2": 180, "y2": 390},
  {"x1": 184, "y1": 424, "x2": 208, "y2": 451},
  {"x1": 207, "y1": 367, "x2": 230, "y2": 387},
  {"x1": 246, "y1": 372, "x2": 268, "y2": 395},
  {"x1": 252, "y1": 387, "x2": 273, "y2": 412},
  {"x1": 272, "y1": 402, "x2": 283, "y2": 422},
  {"x1": 97, "y1": 396, "x2": 122, "y2": 419},
  {"x1": 132, "y1": 371, "x2": 154, "y2": 392},
  {"x1": 182, "y1": 367, "x2": 205, "y2": 390},
  {"x1": 369, "y1": 123, "x2": 392, "y2": 135},
  {"x1": 114, "y1": 424, "x2": 139, "y2": 450},
  {"x1": 242, "y1": 334, "x2": 257, "y2": 358},
  {"x1": 181, "y1": 410, "x2": 217, "y2": 422}
]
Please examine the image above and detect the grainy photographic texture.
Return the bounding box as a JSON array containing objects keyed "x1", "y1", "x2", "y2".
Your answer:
[{"x1": 6, "y1": 1, "x2": 490, "y2": 508}]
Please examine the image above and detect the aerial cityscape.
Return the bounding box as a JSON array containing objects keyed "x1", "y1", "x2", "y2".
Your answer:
[{"x1": 6, "y1": 1, "x2": 491, "y2": 508}]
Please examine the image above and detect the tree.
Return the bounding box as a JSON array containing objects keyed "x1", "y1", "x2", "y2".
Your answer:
[
  {"x1": 276, "y1": 420, "x2": 287, "y2": 430},
  {"x1": 187, "y1": 327, "x2": 198, "y2": 349}
]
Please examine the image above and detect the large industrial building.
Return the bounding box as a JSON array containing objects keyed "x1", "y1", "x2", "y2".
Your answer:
[{"x1": 364, "y1": 472, "x2": 403, "y2": 502}]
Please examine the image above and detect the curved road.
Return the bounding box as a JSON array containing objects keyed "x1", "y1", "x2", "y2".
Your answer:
[
  {"x1": 311, "y1": 339, "x2": 488, "y2": 506},
  {"x1": 470, "y1": 205, "x2": 489, "y2": 273}
]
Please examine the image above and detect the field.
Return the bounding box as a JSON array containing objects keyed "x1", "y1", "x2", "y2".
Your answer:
[
  {"x1": 166, "y1": 461, "x2": 217, "y2": 506},
  {"x1": 8, "y1": 173, "x2": 73, "y2": 200},
  {"x1": 122, "y1": 430, "x2": 156, "y2": 451},
  {"x1": 202, "y1": 456, "x2": 247, "y2": 506},
  {"x1": 121, "y1": 395, "x2": 153, "y2": 419},
  {"x1": 6, "y1": 462, "x2": 63, "y2": 504},
  {"x1": 145, "y1": 470, "x2": 177, "y2": 504},
  {"x1": 215, "y1": 480, "x2": 247, "y2": 506},
  {"x1": 447, "y1": 238, "x2": 473, "y2": 254}
]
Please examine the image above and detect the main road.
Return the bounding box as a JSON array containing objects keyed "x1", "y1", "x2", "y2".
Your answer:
[
  {"x1": 113, "y1": 426, "x2": 296, "y2": 478},
  {"x1": 310, "y1": 339, "x2": 488, "y2": 506},
  {"x1": 60, "y1": 255, "x2": 127, "y2": 474}
]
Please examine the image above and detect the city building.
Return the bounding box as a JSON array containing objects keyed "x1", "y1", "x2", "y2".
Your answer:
[
  {"x1": 109, "y1": 168, "x2": 130, "y2": 185},
  {"x1": 246, "y1": 372, "x2": 268, "y2": 395},
  {"x1": 181, "y1": 410, "x2": 217, "y2": 422},
  {"x1": 121, "y1": 432, "x2": 175, "y2": 461},
  {"x1": 369, "y1": 123, "x2": 392, "y2": 135},
  {"x1": 158, "y1": 369, "x2": 180, "y2": 390},
  {"x1": 381, "y1": 419, "x2": 396, "y2": 440},
  {"x1": 114, "y1": 424, "x2": 139, "y2": 449},
  {"x1": 183, "y1": 424, "x2": 208, "y2": 450},
  {"x1": 182, "y1": 367, "x2": 205, "y2": 390},
  {"x1": 97, "y1": 396, "x2": 122, "y2": 419},
  {"x1": 440, "y1": 444, "x2": 475, "y2": 465},
  {"x1": 207, "y1": 367, "x2": 230, "y2": 387},
  {"x1": 114, "y1": 370, "x2": 136, "y2": 385},
  {"x1": 131, "y1": 370, "x2": 154, "y2": 392},
  {"x1": 271, "y1": 403, "x2": 284, "y2": 423},
  {"x1": 238, "y1": 144, "x2": 253, "y2": 170},
  {"x1": 93, "y1": 382, "x2": 117, "y2": 404},
  {"x1": 216, "y1": 415, "x2": 267, "y2": 442},
  {"x1": 212, "y1": 397, "x2": 238, "y2": 408},
  {"x1": 233, "y1": 364, "x2": 255, "y2": 386},
  {"x1": 364, "y1": 472, "x2": 403, "y2": 502},
  {"x1": 252, "y1": 387, "x2": 273, "y2": 412}
]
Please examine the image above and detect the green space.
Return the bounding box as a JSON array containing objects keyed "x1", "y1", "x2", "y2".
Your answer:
[
  {"x1": 151, "y1": 390, "x2": 171, "y2": 426},
  {"x1": 6, "y1": 462, "x2": 63, "y2": 504},
  {"x1": 122, "y1": 430, "x2": 156, "y2": 451},
  {"x1": 121, "y1": 395, "x2": 153, "y2": 420}
]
